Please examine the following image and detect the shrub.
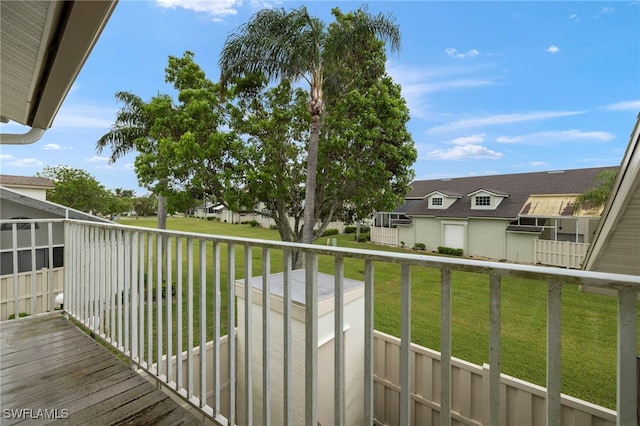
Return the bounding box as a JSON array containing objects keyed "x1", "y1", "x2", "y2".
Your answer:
[
  {"x1": 412, "y1": 243, "x2": 426, "y2": 250},
  {"x1": 248, "y1": 220, "x2": 260, "y2": 228},
  {"x1": 321, "y1": 229, "x2": 339, "y2": 236},
  {"x1": 438, "y1": 246, "x2": 463, "y2": 256},
  {"x1": 8, "y1": 312, "x2": 29, "y2": 320},
  {"x1": 344, "y1": 225, "x2": 370, "y2": 234},
  {"x1": 356, "y1": 233, "x2": 370, "y2": 242},
  {"x1": 269, "y1": 224, "x2": 278, "y2": 230}
]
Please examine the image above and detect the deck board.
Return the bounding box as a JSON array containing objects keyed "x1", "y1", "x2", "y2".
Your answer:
[{"x1": 0, "y1": 314, "x2": 202, "y2": 425}]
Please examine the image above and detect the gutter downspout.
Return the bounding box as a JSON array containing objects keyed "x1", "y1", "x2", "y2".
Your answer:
[{"x1": 0, "y1": 127, "x2": 46, "y2": 144}]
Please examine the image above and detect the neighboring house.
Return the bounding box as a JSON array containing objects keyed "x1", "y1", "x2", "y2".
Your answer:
[
  {"x1": 194, "y1": 202, "x2": 225, "y2": 219},
  {"x1": 583, "y1": 113, "x2": 640, "y2": 277},
  {"x1": 0, "y1": 174, "x2": 54, "y2": 200},
  {"x1": 372, "y1": 166, "x2": 618, "y2": 267},
  {"x1": 1, "y1": 179, "x2": 110, "y2": 276}
]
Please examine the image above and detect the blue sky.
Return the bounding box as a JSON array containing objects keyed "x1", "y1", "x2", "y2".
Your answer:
[{"x1": 1, "y1": 1, "x2": 639, "y2": 196}]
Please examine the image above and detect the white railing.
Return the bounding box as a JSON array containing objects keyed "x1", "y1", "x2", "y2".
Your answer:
[
  {"x1": 535, "y1": 240, "x2": 589, "y2": 269},
  {"x1": 2, "y1": 218, "x2": 638, "y2": 426}
]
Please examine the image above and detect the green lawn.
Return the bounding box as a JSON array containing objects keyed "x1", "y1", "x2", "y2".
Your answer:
[{"x1": 118, "y1": 216, "x2": 633, "y2": 409}]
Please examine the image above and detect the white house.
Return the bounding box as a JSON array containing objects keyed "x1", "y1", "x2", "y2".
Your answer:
[{"x1": 372, "y1": 166, "x2": 617, "y2": 267}]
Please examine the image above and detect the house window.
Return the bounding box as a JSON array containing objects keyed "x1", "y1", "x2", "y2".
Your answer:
[
  {"x1": 432, "y1": 197, "x2": 443, "y2": 206},
  {"x1": 0, "y1": 247, "x2": 64, "y2": 276},
  {"x1": 475, "y1": 196, "x2": 491, "y2": 206},
  {"x1": 0, "y1": 217, "x2": 39, "y2": 231}
]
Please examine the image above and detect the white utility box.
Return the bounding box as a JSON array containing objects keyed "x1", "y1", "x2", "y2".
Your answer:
[{"x1": 236, "y1": 269, "x2": 365, "y2": 426}]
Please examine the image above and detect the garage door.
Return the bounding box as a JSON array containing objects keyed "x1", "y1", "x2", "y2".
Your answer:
[{"x1": 443, "y1": 224, "x2": 465, "y2": 249}]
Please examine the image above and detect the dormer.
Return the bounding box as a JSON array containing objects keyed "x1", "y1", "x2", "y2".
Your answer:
[
  {"x1": 467, "y1": 189, "x2": 509, "y2": 210},
  {"x1": 425, "y1": 190, "x2": 462, "y2": 209}
]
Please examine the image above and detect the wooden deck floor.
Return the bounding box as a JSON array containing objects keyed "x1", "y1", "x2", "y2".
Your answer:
[{"x1": 0, "y1": 314, "x2": 203, "y2": 425}]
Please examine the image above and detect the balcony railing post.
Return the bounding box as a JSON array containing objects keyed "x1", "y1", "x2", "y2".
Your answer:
[
  {"x1": 334, "y1": 256, "x2": 345, "y2": 426},
  {"x1": 176, "y1": 237, "x2": 183, "y2": 390},
  {"x1": 617, "y1": 287, "x2": 638, "y2": 426},
  {"x1": 29, "y1": 223, "x2": 36, "y2": 316},
  {"x1": 283, "y1": 250, "x2": 293, "y2": 426},
  {"x1": 305, "y1": 251, "x2": 319, "y2": 426},
  {"x1": 489, "y1": 272, "x2": 501, "y2": 426},
  {"x1": 364, "y1": 259, "x2": 375, "y2": 424},
  {"x1": 547, "y1": 281, "x2": 562, "y2": 426},
  {"x1": 227, "y1": 242, "x2": 236, "y2": 425},
  {"x1": 244, "y1": 245, "x2": 253, "y2": 422},
  {"x1": 262, "y1": 247, "x2": 271, "y2": 426},
  {"x1": 166, "y1": 236, "x2": 173, "y2": 382},
  {"x1": 212, "y1": 241, "x2": 221, "y2": 415},
  {"x1": 199, "y1": 240, "x2": 207, "y2": 408},
  {"x1": 400, "y1": 263, "x2": 411, "y2": 425},
  {"x1": 441, "y1": 268, "x2": 452, "y2": 426},
  {"x1": 156, "y1": 233, "x2": 163, "y2": 377}
]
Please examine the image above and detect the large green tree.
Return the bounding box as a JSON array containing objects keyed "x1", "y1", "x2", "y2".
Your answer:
[
  {"x1": 219, "y1": 6, "x2": 401, "y2": 244},
  {"x1": 37, "y1": 166, "x2": 111, "y2": 214},
  {"x1": 133, "y1": 52, "x2": 244, "y2": 206},
  {"x1": 96, "y1": 92, "x2": 169, "y2": 229},
  {"x1": 228, "y1": 77, "x2": 311, "y2": 244}
]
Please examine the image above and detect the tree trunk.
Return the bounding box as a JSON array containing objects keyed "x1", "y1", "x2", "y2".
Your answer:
[
  {"x1": 303, "y1": 112, "x2": 321, "y2": 245},
  {"x1": 157, "y1": 195, "x2": 167, "y2": 230}
]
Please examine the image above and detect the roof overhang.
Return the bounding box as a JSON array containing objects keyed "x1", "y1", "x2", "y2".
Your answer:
[
  {"x1": 0, "y1": 186, "x2": 110, "y2": 223},
  {"x1": 0, "y1": 0, "x2": 118, "y2": 144},
  {"x1": 582, "y1": 113, "x2": 640, "y2": 279}
]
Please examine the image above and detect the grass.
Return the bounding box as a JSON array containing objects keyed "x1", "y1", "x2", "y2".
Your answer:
[{"x1": 117, "y1": 216, "x2": 634, "y2": 410}]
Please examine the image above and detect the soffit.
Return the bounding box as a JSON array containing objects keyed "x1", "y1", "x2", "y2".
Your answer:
[{"x1": 0, "y1": 1, "x2": 117, "y2": 131}]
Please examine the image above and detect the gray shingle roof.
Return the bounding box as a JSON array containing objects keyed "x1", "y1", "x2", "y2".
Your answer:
[{"x1": 398, "y1": 166, "x2": 618, "y2": 219}]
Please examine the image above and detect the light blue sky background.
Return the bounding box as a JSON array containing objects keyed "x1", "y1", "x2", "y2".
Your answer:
[{"x1": 1, "y1": 1, "x2": 639, "y2": 195}]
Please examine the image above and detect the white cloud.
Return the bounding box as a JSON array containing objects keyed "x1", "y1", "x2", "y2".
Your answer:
[
  {"x1": 124, "y1": 163, "x2": 136, "y2": 171},
  {"x1": 53, "y1": 105, "x2": 116, "y2": 129},
  {"x1": 529, "y1": 161, "x2": 549, "y2": 167},
  {"x1": 449, "y1": 134, "x2": 486, "y2": 146},
  {"x1": 86, "y1": 155, "x2": 110, "y2": 163},
  {"x1": 42, "y1": 143, "x2": 62, "y2": 151},
  {"x1": 599, "y1": 6, "x2": 615, "y2": 14},
  {"x1": 427, "y1": 110, "x2": 586, "y2": 134},
  {"x1": 445, "y1": 48, "x2": 480, "y2": 59},
  {"x1": 386, "y1": 63, "x2": 496, "y2": 119},
  {"x1": 496, "y1": 130, "x2": 614, "y2": 144},
  {"x1": 426, "y1": 144, "x2": 503, "y2": 160},
  {"x1": 2, "y1": 156, "x2": 44, "y2": 168},
  {"x1": 155, "y1": 0, "x2": 242, "y2": 18},
  {"x1": 602, "y1": 99, "x2": 640, "y2": 111},
  {"x1": 568, "y1": 14, "x2": 580, "y2": 21},
  {"x1": 546, "y1": 45, "x2": 560, "y2": 54}
]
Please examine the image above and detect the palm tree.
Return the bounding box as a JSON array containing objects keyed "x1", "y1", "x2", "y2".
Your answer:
[
  {"x1": 572, "y1": 169, "x2": 618, "y2": 213},
  {"x1": 219, "y1": 6, "x2": 400, "y2": 244},
  {"x1": 96, "y1": 91, "x2": 168, "y2": 229}
]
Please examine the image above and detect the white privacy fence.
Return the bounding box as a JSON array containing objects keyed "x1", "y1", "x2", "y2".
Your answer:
[
  {"x1": 534, "y1": 240, "x2": 589, "y2": 269},
  {"x1": 373, "y1": 331, "x2": 616, "y2": 426},
  {"x1": 1, "y1": 218, "x2": 638, "y2": 426}
]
